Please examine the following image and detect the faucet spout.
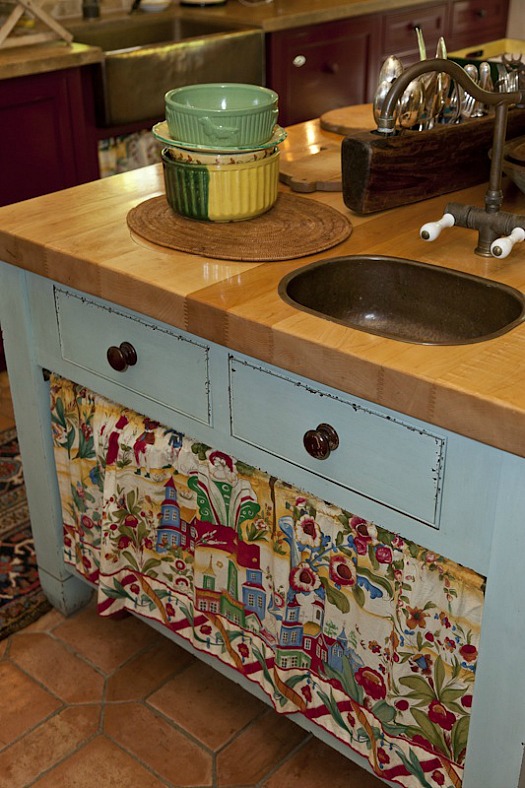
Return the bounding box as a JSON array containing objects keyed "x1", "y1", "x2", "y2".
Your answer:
[{"x1": 376, "y1": 58, "x2": 525, "y2": 257}]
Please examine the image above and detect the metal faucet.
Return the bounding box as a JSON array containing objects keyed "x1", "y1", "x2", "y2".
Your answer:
[
  {"x1": 82, "y1": 0, "x2": 100, "y2": 18},
  {"x1": 376, "y1": 58, "x2": 525, "y2": 258}
]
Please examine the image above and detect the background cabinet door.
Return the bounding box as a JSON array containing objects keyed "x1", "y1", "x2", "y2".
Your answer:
[
  {"x1": 267, "y1": 16, "x2": 381, "y2": 127},
  {"x1": 382, "y1": 3, "x2": 448, "y2": 67},
  {"x1": 447, "y1": 0, "x2": 509, "y2": 50},
  {"x1": 0, "y1": 67, "x2": 99, "y2": 207}
]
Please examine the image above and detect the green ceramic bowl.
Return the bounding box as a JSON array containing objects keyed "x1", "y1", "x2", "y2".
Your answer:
[
  {"x1": 165, "y1": 83, "x2": 279, "y2": 149},
  {"x1": 161, "y1": 147, "x2": 280, "y2": 222}
]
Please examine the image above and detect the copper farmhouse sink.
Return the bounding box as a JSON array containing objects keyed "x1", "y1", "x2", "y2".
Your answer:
[
  {"x1": 279, "y1": 255, "x2": 525, "y2": 345},
  {"x1": 69, "y1": 12, "x2": 264, "y2": 125}
]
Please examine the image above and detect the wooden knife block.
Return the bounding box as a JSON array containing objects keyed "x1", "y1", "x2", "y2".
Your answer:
[{"x1": 341, "y1": 108, "x2": 525, "y2": 215}]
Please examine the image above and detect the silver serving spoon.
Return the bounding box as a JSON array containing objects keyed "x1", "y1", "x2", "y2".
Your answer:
[
  {"x1": 464, "y1": 63, "x2": 484, "y2": 118},
  {"x1": 373, "y1": 78, "x2": 396, "y2": 123},
  {"x1": 378, "y1": 54, "x2": 404, "y2": 85},
  {"x1": 398, "y1": 79, "x2": 424, "y2": 128}
]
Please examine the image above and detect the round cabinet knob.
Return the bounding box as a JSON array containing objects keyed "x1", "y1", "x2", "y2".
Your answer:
[
  {"x1": 303, "y1": 423, "x2": 339, "y2": 460},
  {"x1": 107, "y1": 341, "x2": 137, "y2": 372},
  {"x1": 292, "y1": 55, "x2": 306, "y2": 68}
]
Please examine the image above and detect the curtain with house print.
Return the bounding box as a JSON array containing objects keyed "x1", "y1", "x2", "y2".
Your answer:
[{"x1": 50, "y1": 373, "x2": 485, "y2": 788}]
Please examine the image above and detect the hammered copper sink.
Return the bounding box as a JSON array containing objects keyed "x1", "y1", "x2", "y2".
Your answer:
[
  {"x1": 69, "y1": 13, "x2": 264, "y2": 125},
  {"x1": 279, "y1": 255, "x2": 525, "y2": 345}
]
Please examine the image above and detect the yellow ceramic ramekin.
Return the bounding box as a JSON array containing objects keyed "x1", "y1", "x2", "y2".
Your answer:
[{"x1": 161, "y1": 147, "x2": 280, "y2": 222}]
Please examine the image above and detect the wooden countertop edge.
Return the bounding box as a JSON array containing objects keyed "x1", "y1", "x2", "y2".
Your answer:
[
  {"x1": 0, "y1": 41, "x2": 103, "y2": 80},
  {"x1": 1, "y1": 155, "x2": 525, "y2": 457}
]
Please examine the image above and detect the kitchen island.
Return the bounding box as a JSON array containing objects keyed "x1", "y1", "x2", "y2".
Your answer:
[{"x1": 0, "y1": 112, "x2": 525, "y2": 787}]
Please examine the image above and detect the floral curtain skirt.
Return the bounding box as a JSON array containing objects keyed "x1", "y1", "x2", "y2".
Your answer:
[{"x1": 50, "y1": 374, "x2": 485, "y2": 788}]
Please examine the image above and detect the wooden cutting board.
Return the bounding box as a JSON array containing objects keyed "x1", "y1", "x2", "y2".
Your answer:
[
  {"x1": 278, "y1": 104, "x2": 375, "y2": 193},
  {"x1": 279, "y1": 144, "x2": 342, "y2": 193},
  {"x1": 320, "y1": 103, "x2": 376, "y2": 136}
]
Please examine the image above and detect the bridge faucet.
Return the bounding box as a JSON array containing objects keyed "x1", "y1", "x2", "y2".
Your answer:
[{"x1": 376, "y1": 58, "x2": 525, "y2": 258}]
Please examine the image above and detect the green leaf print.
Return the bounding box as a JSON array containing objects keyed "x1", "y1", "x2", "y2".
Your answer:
[
  {"x1": 352, "y1": 583, "x2": 366, "y2": 608},
  {"x1": 252, "y1": 645, "x2": 276, "y2": 690},
  {"x1": 398, "y1": 675, "x2": 437, "y2": 702},
  {"x1": 121, "y1": 550, "x2": 140, "y2": 571},
  {"x1": 316, "y1": 688, "x2": 351, "y2": 735},
  {"x1": 451, "y1": 714, "x2": 470, "y2": 762},
  {"x1": 371, "y1": 699, "x2": 397, "y2": 723},
  {"x1": 66, "y1": 427, "x2": 75, "y2": 454},
  {"x1": 103, "y1": 578, "x2": 133, "y2": 600},
  {"x1": 323, "y1": 660, "x2": 364, "y2": 705},
  {"x1": 75, "y1": 427, "x2": 95, "y2": 460},
  {"x1": 245, "y1": 522, "x2": 268, "y2": 542},
  {"x1": 54, "y1": 397, "x2": 66, "y2": 427},
  {"x1": 142, "y1": 557, "x2": 162, "y2": 574},
  {"x1": 357, "y1": 565, "x2": 394, "y2": 598},
  {"x1": 439, "y1": 686, "x2": 467, "y2": 706},
  {"x1": 411, "y1": 707, "x2": 446, "y2": 753},
  {"x1": 434, "y1": 656, "x2": 445, "y2": 697},
  {"x1": 319, "y1": 576, "x2": 350, "y2": 614}
]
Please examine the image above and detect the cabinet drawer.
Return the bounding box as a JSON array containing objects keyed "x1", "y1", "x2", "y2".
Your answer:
[
  {"x1": 383, "y1": 4, "x2": 447, "y2": 57},
  {"x1": 229, "y1": 357, "x2": 446, "y2": 527},
  {"x1": 449, "y1": 0, "x2": 508, "y2": 42},
  {"x1": 54, "y1": 289, "x2": 211, "y2": 424}
]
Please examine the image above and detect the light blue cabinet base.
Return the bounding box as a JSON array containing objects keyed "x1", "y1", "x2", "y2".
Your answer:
[{"x1": 1, "y1": 264, "x2": 525, "y2": 787}]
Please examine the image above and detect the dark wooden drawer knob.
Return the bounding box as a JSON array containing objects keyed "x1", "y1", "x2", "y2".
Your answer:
[
  {"x1": 303, "y1": 423, "x2": 339, "y2": 460},
  {"x1": 107, "y1": 341, "x2": 137, "y2": 372}
]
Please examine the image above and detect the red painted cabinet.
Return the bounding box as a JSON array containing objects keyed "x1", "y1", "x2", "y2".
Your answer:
[
  {"x1": 267, "y1": 0, "x2": 509, "y2": 126},
  {"x1": 382, "y1": 3, "x2": 448, "y2": 67},
  {"x1": 267, "y1": 15, "x2": 381, "y2": 127},
  {"x1": 447, "y1": 0, "x2": 509, "y2": 50},
  {"x1": 0, "y1": 65, "x2": 100, "y2": 207},
  {"x1": 0, "y1": 64, "x2": 100, "y2": 370}
]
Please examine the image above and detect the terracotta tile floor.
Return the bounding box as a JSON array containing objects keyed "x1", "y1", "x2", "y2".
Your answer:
[{"x1": 0, "y1": 371, "x2": 385, "y2": 787}]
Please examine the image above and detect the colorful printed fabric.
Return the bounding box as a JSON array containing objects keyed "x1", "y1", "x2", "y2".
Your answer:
[{"x1": 50, "y1": 374, "x2": 485, "y2": 788}]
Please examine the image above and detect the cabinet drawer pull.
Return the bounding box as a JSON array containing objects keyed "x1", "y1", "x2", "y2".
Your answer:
[
  {"x1": 475, "y1": 8, "x2": 487, "y2": 17},
  {"x1": 292, "y1": 54, "x2": 306, "y2": 68},
  {"x1": 303, "y1": 423, "x2": 339, "y2": 460},
  {"x1": 107, "y1": 341, "x2": 137, "y2": 372}
]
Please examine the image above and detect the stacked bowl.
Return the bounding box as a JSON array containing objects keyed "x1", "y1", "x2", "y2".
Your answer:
[{"x1": 153, "y1": 83, "x2": 286, "y2": 222}]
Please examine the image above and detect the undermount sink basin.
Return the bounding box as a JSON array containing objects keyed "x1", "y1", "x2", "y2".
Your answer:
[
  {"x1": 69, "y1": 13, "x2": 264, "y2": 125},
  {"x1": 279, "y1": 255, "x2": 525, "y2": 345}
]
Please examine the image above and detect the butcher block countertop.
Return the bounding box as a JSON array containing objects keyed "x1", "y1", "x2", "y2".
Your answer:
[
  {"x1": 1, "y1": 107, "x2": 525, "y2": 458},
  {"x1": 0, "y1": 40, "x2": 102, "y2": 80}
]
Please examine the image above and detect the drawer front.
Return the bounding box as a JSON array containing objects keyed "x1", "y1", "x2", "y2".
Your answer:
[
  {"x1": 54, "y1": 289, "x2": 211, "y2": 424},
  {"x1": 229, "y1": 357, "x2": 446, "y2": 526},
  {"x1": 383, "y1": 4, "x2": 447, "y2": 57},
  {"x1": 449, "y1": 0, "x2": 508, "y2": 42}
]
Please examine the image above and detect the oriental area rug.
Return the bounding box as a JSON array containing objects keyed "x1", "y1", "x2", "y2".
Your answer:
[{"x1": 0, "y1": 427, "x2": 51, "y2": 639}]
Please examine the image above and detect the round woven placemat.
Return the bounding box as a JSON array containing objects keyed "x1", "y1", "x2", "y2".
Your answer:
[{"x1": 126, "y1": 193, "x2": 352, "y2": 261}]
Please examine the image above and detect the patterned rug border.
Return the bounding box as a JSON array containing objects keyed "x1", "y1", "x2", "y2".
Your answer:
[{"x1": 0, "y1": 426, "x2": 52, "y2": 639}]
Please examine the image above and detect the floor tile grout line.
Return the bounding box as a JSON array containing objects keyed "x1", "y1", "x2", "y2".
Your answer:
[
  {"x1": 255, "y1": 734, "x2": 314, "y2": 788},
  {"x1": 142, "y1": 697, "x2": 220, "y2": 758},
  {"x1": 102, "y1": 724, "x2": 192, "y2": 788},
  {"x1": 24, "y1": 726, "x2": 108, "y2": 788}
]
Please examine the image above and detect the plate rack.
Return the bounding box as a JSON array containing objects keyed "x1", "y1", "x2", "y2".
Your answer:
[{"x1": 0, "y1": 0, "x2": 73, "y2": 48}]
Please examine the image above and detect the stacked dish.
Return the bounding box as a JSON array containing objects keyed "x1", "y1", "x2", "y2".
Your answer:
[{"x1": 153, "y1": 83, "x2": 287, "y2": 222}]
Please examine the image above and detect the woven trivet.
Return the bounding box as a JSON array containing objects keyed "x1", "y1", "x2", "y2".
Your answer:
[{"x1": 126, "y1": 193, "x2": 352, "y2": 262}]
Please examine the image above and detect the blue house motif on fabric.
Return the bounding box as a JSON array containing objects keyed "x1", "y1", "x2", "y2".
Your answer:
[
  {"x1": 156, "y1": 478, "x2": 189, "y2": 552},
  {"x1": 242, "y1": 567, "x2": 267, "y2": 619}
]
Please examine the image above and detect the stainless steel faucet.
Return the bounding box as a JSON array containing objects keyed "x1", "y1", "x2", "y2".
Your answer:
[{"x1": 376, "y1": 58, "x2": 525, "y2": 258}]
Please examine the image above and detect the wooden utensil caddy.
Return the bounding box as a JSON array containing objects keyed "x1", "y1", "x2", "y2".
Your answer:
[{"x1": 342, "y1": 108, "x2": 525, "y2": 215}]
